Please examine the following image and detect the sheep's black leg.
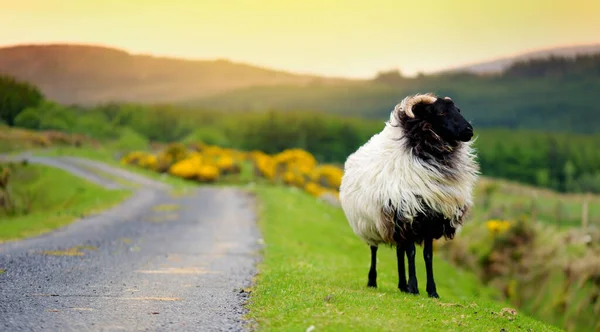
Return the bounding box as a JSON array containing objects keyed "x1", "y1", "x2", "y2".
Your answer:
[
  {"x1": 424, "y1": 236, "x2": 439, "y2": 298},
  {"x1": 405, "y1": 241, "x2": 419, "y2": 295},
  {"x1": 396, "y1": 243, "x2": 408, "y2": 292},
  {"x1": 367, "y1": 245, "x2": 378, "y2": 288}
]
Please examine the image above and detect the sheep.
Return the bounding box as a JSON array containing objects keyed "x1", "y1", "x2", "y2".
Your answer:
[{"x1": 338, "y1": 93, "x2": 479, "y2": 298}]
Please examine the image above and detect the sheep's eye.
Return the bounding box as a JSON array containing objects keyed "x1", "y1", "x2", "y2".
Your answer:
[{"x1": 438, "y1": 112, "x2": 445, "y2": 116}]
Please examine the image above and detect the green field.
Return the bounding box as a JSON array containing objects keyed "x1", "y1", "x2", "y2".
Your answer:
[
  {"x1": 244, "y1": 185, "x2": 561, "y2": 331},
  {"x1": 0, "y1": 162, "x2": 131, "y2": 242}
]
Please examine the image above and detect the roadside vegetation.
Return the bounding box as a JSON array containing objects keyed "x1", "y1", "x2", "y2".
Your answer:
[{"x1": 0, "y1": 161, "x2": 130, "y2": 242}]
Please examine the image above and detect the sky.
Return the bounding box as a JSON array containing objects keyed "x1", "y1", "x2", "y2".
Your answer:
[{"x1": 1, "y1": 0, "x2": 599, "y2": 78}]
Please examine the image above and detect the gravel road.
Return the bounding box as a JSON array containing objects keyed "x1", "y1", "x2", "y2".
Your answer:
[{"x1": 0, "y1": 156, "x2": 262, "y2": 332}]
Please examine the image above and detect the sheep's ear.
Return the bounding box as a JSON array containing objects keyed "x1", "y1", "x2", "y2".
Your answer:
[{"x1": 411, "y1": 102, "x2": 431, "y2": 118}]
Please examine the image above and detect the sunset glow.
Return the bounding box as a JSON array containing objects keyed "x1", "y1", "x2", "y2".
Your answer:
[{"x1": 2, "y1": 0, "x2": 599, "y2": 77}]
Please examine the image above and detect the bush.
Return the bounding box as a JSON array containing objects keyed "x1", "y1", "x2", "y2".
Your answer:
[
  {"x1": 14, "y1": 108, "x2": 42, "y2": 129},
  {"x1": 110, "y1": 127, "x2": 149, "y2": 152},
  {"x1": 182, "y1": 126, "x2": 231, "y2": 147},
  {"x1": 0, "y1": 75, "x2": 44, "y2": 126},
  {"x1": 122, "y1": 144, "x2": 343, "y2": 204},
  {"x1": 71, "y1": 113, "x2": 115, "y2": 139}
]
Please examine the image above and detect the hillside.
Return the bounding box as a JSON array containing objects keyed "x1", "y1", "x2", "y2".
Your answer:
[
  {"x1": 0, "y1": 44, "x2": 349, "y2": 105},
  {"x1": 186, "y1": 53, "x2": 600, "y2": 134},
  {"x1": 441, "y1": 43, "x2": 600, "y2": 74}
]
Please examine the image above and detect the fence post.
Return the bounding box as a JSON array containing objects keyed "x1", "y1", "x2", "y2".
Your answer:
[
  {"x1": 530, "y1": 190, "x2": 537, "y2": 223},
  {"x1": 581, "y1": 193, "x2": 590, "y2": 229},
  {"x1": 555, "y1": 201, "x2": 563, "y2": 228}
]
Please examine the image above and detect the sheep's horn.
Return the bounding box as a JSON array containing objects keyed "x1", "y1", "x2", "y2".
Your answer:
[
  {"x1": 444, "y1": 96, "x2": 452, "y2": 101},
  {"x1": 399, "y1": 93, "x2": 437, "y2": 118}
]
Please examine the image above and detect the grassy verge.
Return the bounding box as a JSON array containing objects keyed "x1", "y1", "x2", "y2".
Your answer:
[
  {"x1": 474, "y1": 178, "x2": 600, "y2": 228},
  {"x1": 35, "y1": 147, "x2": 195, "y2": 191},
  {"x1": 0, "y1": 162, "x2": 131, "y2": 242},
  {"x1": 245, "y1": 185, "x2": 561, "y2": 331},
  {"x1": 439, "y1": 204, "x2": 600, "y2": 331}
]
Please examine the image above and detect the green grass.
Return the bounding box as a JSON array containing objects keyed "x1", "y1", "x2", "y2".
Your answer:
[
  {"x1": 0, "y1": 163, "x2": 131, "y2": 242},
  {"x1": 245, "y1": 185, "x2": 562, "y2": 331}
]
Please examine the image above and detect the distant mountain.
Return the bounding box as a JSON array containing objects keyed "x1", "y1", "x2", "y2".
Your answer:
[
  {"x1": 440, "y1": 43, "x2": 600, "y2": 74},
  {"x1": 0, "y1": 44, "x2": 349, "y2": 105}
]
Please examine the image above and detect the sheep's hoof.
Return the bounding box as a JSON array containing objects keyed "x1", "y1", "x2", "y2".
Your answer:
[
  {"x1": 398, "y1": 284, "x2": 408, "y2": 293},
  {"x1": 407, "y1": 283, "x2": 419, "y2": 295},
  {"x1": 428, "y1": 292, "x2": 439, "y2": 299},
  {"x1": 367, "y1": 281, "x2": 377, "y2": 288}
]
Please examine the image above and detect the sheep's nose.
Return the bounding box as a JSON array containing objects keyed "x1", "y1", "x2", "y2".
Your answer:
[{"x1": 460, "y1": 126, "x2": 473, "y2": 142}]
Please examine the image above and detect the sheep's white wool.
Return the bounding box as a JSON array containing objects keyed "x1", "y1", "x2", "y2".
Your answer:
[{"x1": 339, "y1": 94, "x2": 479, "y2": 246}]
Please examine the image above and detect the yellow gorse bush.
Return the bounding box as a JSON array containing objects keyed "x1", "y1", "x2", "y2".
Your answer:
[
  {"x1": 138, "y1": 155, "x2": 157, "y2": 169},
  {"x1": 486, "y1": 219, "x2": 512, "y2": 234},
  {"x1": 282, "y1": 166, "x2": 308, "y2": 188},
  {"x1": 216, "y1": 155, "x2": 236, "y2": 173},
  {"x1": 273, "y1": 149, "x2": 317, "y2": 169},
  {"x1": 310, "y1": 164, "x2": 344, "y2": 190},
  {"x1": 122, "y1": 143, "x2": 344, "y2": 201},
  {"x1": 168, "y1": 158, "x2": 202, "y2": 179},
  {"x1": 197, "y1": 164, "x2": 220, "y2": 182},
  {"x1": 304, "y1": 182, "x2": 326, "y2": 197},
  {"x1": 251, "y1": 151, "x2": 276, "y2": 180}
]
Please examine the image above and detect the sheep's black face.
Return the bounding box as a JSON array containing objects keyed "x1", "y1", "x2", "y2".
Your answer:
[{"x1": 414, "y1": 98, "x2": 473, "y2": 143}]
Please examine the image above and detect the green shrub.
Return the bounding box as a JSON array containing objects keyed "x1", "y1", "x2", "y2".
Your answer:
[
  {"x1": 109, "y1": 127, "x2": 149, "y2": 152},
  {"x1": 14, "y1": 108, "x2": 42, "y2": 129},
  {"x1": 182, "y1": 126, "x2": 231, "y2": 147}
]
